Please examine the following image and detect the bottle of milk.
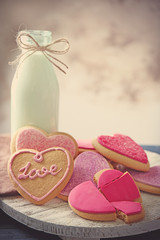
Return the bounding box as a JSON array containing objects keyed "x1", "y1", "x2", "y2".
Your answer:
[{"x1": 11, "y1": 30, "x2": 61, "y2": 137}]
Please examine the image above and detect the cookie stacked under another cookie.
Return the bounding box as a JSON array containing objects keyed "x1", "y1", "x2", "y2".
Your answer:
[
  {"x1": 92, "y1": 134, "x2": 150, "y2": 172},
  {"x1": 92, "y1": 134, "x2": 160, "y2": 195},
  {"x1": 8, "y1": 126, "x2": 78, "y2": 205},
  {"x1": 8, "y1": 130, "x2": 160, "y2": 224},
  {"x1": 69, "y1": 169, "x2": 144, "y2": 223}
]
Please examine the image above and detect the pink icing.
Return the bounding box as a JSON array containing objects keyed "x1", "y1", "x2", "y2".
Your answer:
[
  {"x1": 127, "y1": 166, "x2": 160, "y2": 187},
  {"x1": 97, "y1": 169, "x2": 123, "y2": 189},
  {"x1": 16, "y1": 128, "x2": 77, "y2": 157},
  {"x1": 18, "y1": 162, "x2": 62, "y2": 180},
  {"x1": 111, "y1": 201, "x2": 142, "y2": 215},
  {"x1": 9, "y1": 147, "x2": 71, "y2": 202},
  {"x1": 33, "y1": 152, "x2": 43, "y2": 162},
  {"x1": 98, "y1": 170, "x2": 140, "y2": 202},
  {"x1": 76, "y1": 139, "x2": 95, "y2": 150},
  {"x1": 98, "y1": 134, "x2": 148, "y2": 163},
  {"x1": 60, "y1": 151, "x2": 111, "y2": 196},
  {"x1": 69, "y1": 181, "x2": 116, "y2": 214}
]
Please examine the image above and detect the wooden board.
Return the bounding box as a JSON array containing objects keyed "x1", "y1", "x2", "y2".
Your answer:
[{"x1": 0, "y1": 150, "x2": 160, "y2": 240}]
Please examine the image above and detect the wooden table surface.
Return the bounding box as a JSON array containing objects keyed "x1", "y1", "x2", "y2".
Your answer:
[{"x1": 1, "y1": 145, "x2": 160, "y2": 240}]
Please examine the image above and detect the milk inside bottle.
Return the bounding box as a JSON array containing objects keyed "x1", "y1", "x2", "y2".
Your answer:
[{"x1": 11, "y1": 30, "x2": 66, "y2": 137}]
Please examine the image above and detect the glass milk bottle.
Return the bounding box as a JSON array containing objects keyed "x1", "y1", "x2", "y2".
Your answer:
[{"x1": 11, "y1": 30, "x2": 59, "y2": 137}]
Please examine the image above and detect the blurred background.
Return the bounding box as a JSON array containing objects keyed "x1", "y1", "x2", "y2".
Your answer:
[{"x1": 0, "y1": 0, "x2": 160, "y2": 144}]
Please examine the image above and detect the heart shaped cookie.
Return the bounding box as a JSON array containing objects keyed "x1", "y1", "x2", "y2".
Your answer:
[
  {"x1": 8, "y1": 147, "x2": 74, "y2": 205},
  {"x1": 58, "y1": 151, "x2": 112, "y2": 201},
  {"x1": 92, "y1": 134, "x2": 150, "y2": 171},
  {"x1": 127, "y1": 166, "x2": 160, "y2": 195},
  {"x1": 94, "y1": 169, "x2": 142, "y2": 202},
  {"x1": 11, "y1": 126, "x2": 78, "y2": 158},
  {"x1": 76, "y1": 139, "x2": 96, "y2": 153},
  {"x1": 111, "y1": 201, "x2": 144, "y2": 223},
  {"x1": 68, "y1": 181, "x2": 116, "y2": 221},
  {"x1": 68, "y1": 181, "x2": 144, "y2": 223}
]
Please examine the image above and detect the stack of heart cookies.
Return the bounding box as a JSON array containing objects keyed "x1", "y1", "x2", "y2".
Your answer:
[
  {"x1": 7, "y1": 128, "x2": 160, "y2": 224},
  {"x1": 8, "y1": 126, "x2": 79, "y2": 205},
  {"x1": 69, "y1": 169, "x2": 144, "y2": 223},
  {"x1": 92, "y1": 134, "x2": 160, "y2": 196}
]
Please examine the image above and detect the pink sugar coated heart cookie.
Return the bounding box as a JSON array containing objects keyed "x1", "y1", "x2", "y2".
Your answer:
[
  {"x1": 95, "y1": 169, "x2": 142, "y2": 202},
  {"x1": 11, "y1": 126, "x2": 78, "y2": 158},
  {"x1": 92, "y1": 134, "x2": 150, "y2": 171},
  {"x1": 8, "y1": 147, "x2": 74, "y2": 205},
  {"x1": 68, "y1": 181, "x2": 116, "y2": 221},
  {"x1": 58, "y1": 151, "x2": 112, "y2": 201},
  {"x1": 127, "y1": 166, "x2": 160, "y2": 195},
  {"x1": 98, "y1": 134, "x2": 148, "y2": 163}
]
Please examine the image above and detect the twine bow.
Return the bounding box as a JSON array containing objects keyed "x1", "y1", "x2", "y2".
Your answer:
[{"x1": 9, "y1": 32, "x2": 70, "y2": 74}]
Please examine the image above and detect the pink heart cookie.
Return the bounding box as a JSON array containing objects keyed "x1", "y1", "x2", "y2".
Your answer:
[
  {"x1": 127, "y1": 166, "x2": 160, "y2": 195},
  {"x1": 95, "y1": 169, "x2": 142, "y2": 202},
  {"x1": 8, "y1": 147, "x2": 74, "y2": 205},
  {"x1": 76, "y1": 139, "x2": 96, "y2": 153},
  {"x1": 11, "y1": 126, "x2": 78, "y2": 158},
  {"x1": 68, "y1": 181, "x2": 116, "y2": 221},
  {"x1": 58, "y1": 151, "x2": 112, "y2": 201},
  {"x1": 68, "y1": 181, "x2": 144, "y2": 223},
  {"x1": 92, "y1": 134, "x2": 150, "y2": 171},
  {"x1": 111, "y1": 201, "x2": 144, "y2": 223}
]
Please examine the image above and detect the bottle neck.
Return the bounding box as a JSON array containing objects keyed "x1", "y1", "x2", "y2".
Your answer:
[{"x1": 18, "y1": 30, "x2": 52, "y2": 48}]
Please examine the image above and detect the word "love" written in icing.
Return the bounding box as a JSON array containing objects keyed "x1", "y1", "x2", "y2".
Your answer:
[{"x1": 18, "y1": 162, "x2": 62, "y2": 180}]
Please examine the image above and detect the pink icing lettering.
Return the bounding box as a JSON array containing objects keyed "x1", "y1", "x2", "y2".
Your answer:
[
  {"x1": 33, "y1": 152, "x2": 43, "y2": 162},
  {"x1": 37, "y1": 167, "x2": 48, "y2": 178},
  {"x1": 18, "y1": 162, "x2": 62, "y2": 180},
  {"x1": 29, "y1": 168, "x2": 37, "y2": 179},
  {"x1": 18, "y1": 162, "x2": 31, "y2": 179},
  {"x1": 9, "y1": 147, "x2": 71, "y2": 202}
]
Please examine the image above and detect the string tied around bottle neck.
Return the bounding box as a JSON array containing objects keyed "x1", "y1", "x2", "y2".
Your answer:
[{"x1": 9, "y1": 32, "x2": 70, "y2": 74}]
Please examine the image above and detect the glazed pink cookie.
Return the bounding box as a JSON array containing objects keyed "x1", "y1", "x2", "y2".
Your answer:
[
  {"x1": 111, "y1": 201, "x2": 144, "y2": 223},
  {"x1": 94, "y1": 169, "x2": 142, "y2": 202},
  {"x1": 92, "y1": 134, "x2": 150, "y2": 172},
  {"x1": 76, "y1": 139, "x2": 96, "y2": 153},
  {"x1": 11, "y1": 126, "x2": 78, "y2": 158},
  {"x1": 58, "y1": 151, "x2": 112, "y2": 201},
  {"x1": 68, "y1": 181, "x2": 144, "y2": 223},
  {"x1": 68, "y1": 181, "x2": 116, "y2": 221},
  {"x1": 8, "y1": 147, "x2": 74, "y2": 205},
  {"x1": 127, "y1": 166, "x2": 160, "y2": 195}
]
